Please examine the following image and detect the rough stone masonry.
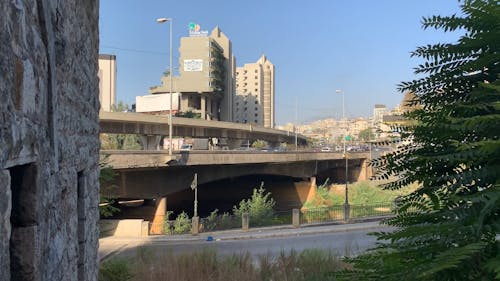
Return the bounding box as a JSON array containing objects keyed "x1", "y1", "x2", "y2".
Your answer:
[{"x1": 0, "y1": 1, "x2": 100, "y2": 280}]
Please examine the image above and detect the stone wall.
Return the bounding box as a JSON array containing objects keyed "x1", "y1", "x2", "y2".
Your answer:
[{"x1": 0, "y1": 1, "x2": 99, "y2": 280}]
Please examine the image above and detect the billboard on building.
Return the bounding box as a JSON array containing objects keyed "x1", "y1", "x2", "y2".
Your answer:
[
  {"x1": 183, "y1": 59, "x2": 203, "y2": 72},
  {"x1": 136, "y1": 93, "x2": 179, "y2": 113}
]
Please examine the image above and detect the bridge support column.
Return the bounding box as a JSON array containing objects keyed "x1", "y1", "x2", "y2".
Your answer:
[
  {"x1": 139, "y1": 135, "x2": 162, "y2": 150},
  {"x1": 305, "y1": 177, "x2": 317, "y2": 203},
  {"x1": 150, "y1": 197, "x2": 167, "y2": 235},
  {"x1": 201, "y1": 96, "x2": 206, "y2": 120},
  {"x1": 357, "y1": 159, "x2": 372, "y2": 181}
]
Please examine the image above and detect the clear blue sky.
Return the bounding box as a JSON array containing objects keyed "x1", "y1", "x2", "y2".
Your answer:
[{"x1": 99, "y1": 0, "x2": 462, "y2": 125}]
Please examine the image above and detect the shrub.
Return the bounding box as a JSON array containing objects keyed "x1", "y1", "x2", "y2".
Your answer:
[
  {"x1": 172, "y1": 211, "x2": 191, "y2": 234},
  {"x1": 233, "y1": 182, "x2": 276, "y2": 227}
]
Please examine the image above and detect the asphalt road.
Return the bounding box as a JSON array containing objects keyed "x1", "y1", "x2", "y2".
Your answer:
[{"x1": 104, "y1": 225, "x2": 389, "y2": 261}]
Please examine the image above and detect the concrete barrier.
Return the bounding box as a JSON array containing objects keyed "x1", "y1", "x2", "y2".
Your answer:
[{"x1": 100, "y1": 219, "x2": 146, "y2": 237}]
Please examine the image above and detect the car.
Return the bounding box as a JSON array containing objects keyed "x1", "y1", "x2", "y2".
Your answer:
[
  {"x1": 321, "y1": 147, "x2": 332, "y2": 152},
  {"x1": 180, "y1": 144, "x2": 192, "y2": 151}
]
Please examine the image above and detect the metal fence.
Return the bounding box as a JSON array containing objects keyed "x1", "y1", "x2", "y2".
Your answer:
[
  {"x1": 300, "y1": 205, "x2": 344, "y2": 224},
  {"x1": 350, "y1": 202, "x2": 393, "y2": 219},
  {"x1": 147, "y1": 202, "x2": 394, "y2": 235}
]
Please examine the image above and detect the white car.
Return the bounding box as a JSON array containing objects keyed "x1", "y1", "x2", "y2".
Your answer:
[{"x1": 321, "y1": 147, "x2": 332, "y2": 152}]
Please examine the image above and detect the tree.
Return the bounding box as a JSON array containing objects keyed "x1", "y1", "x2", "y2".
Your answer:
[
  {"x1": 358, "y1": 128, "x2": 375, "y2": 141},
  {"x1": 99, "y1": 156, "x2": 119, "y2": 218},
  {"x1": 342, "y1": 1, "x2": 500, "y2": 280},
  {"x1": 100, "y1": 101, "x2": 142, "y2": 150}
]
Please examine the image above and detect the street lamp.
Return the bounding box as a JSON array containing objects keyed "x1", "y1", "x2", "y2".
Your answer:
[
  {"x1": 336, "y1": 89, "x2": 349, "y2": 220},
  {"x1": 157, "y1": 17, "x2": 173, "y2": 156}
]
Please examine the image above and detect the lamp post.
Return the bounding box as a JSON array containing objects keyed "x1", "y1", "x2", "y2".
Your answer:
[
  {"x1": 156, "y1": 17, "x2": 173, "y2": 156},
  {"x1": 336, "y1": 89, "x2": 349, "y2": 220}
]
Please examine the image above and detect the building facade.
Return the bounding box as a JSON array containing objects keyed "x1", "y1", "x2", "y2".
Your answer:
[
  {"x1": 1, "y1": 1, "x2": 100, "y2": 280},
  {"x1": 98, "y1": 54, "x2": 117, "y2": 112},
  {"x1": 150, "y1": 26, "x2": 235, "y2": 121},
  {"x1": 234, "y1": 55, "x2": 275, "y2": 128}
]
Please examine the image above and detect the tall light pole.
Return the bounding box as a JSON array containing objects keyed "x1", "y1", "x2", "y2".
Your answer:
[
  {"x1": 336, "y1": 89, "x2": 349, "y2": 220},
  {"x1": 157, "y1": 17, "x2": 173, "y2": 156},
  {"x1": 295, "y1": 97, "x2": 298, "y2": 151}
]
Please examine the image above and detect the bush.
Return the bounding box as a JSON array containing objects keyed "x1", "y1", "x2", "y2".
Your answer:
[
  {"x1": 233, "y1": 182, "x2": 275, "y2": 227},
  {"x1": 99, "y1": 258, "x2": 133, "y2": 281},
  {"x1": 172, "y1": 211, "x2": 191, "y2": 234}
]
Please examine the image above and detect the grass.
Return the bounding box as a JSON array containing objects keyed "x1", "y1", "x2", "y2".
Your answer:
[{"x1": 99, "y1": 247, "x2": 350, "y2": 281}]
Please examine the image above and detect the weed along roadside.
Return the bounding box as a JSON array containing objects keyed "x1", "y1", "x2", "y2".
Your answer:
[{"x1": 99, "y1": 247, "x2": 351, "y2": 281}]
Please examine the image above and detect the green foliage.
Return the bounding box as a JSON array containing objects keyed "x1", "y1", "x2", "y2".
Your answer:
[
  {"x1": 100, "y1": 101, "x2": 142, "y2": 150},
  {"x1": 358, "y1": 128, "x2": 375, "y2": 141},
  {"x1": 344, "y1": 1, "x2": 500, "y2": 280},
  {"x1": 202, "y1": 209, "x2": 239, "y2": 231},
  {"x1": 99, "y1": 156, "x2": 119, "y2": 218},
  {"x1": 303, "y1": 179, "x2": 343, "y2": 209},
  {"x1": 99, "y1": 258, "x2": 133, "y2": 281},
  {"x1": 175, "y1": 109, "x2": 201, "y2": 119},
  {"x1": 233, "y1": 183, "x2": 276, "y2": 227},
  {"x1": 172, "y1": 211, "x2": 191, "y2": 234},
  {"x1": 251, "y1": 140, "x2": 267, "y2": 149}
]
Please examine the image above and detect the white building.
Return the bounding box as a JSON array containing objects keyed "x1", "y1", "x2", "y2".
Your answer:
[{"x1": 98, "y1": 54, "x2": 117, "y2": 111}]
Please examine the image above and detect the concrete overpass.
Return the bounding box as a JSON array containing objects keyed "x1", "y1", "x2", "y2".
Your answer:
[
  {"x1": 99, "y1": 111, "x2": 308, "y2": 148},
  {"x1": 102, "y1": 150, "x2": 372, "y2": 199}
]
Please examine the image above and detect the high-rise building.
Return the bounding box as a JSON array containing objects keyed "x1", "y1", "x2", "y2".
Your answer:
[
  {"x1": 373, "y1": 104, "x2": 388, "y2": 125},
  {"x1": 234, "y1": 55, "x2": 275, "y2": 128},
  {"x1": 150, "y1": 26, "x2": 235, "y2": 121},
  {"x1": 98, "y1": 54, "x2": 117, "y2": 112}
]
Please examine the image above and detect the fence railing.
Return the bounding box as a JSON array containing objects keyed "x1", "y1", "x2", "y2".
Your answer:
[{"x1": 147, "y1": 202, "x2": 394, "y2": 235}]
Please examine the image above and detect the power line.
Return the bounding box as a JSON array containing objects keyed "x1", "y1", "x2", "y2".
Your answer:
[{"x1": 100, "y1": 44, "x2": 168, "y2": 56}]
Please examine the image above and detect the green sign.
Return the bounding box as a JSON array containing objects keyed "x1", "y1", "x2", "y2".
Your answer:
[{"x1": 345, "y1": 135, "x2": 352, "y2": 141}]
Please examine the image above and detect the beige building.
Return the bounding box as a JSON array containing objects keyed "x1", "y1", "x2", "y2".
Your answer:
[
  {"x1": 150, "y1": 26, "x2": 235, "y2": 121},
  {"x1": 98, "y1": 54, "x2": 117, "y2": 111},
  {"x1": 234, "y1": 55, "x2": 275, "y2": 127}
]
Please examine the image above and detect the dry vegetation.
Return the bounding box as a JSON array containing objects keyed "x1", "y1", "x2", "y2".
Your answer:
[{"x1": 100, "y1": 247, "x2": 350, "y2": 281}]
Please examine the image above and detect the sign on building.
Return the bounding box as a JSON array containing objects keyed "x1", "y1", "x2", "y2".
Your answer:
[
  {"x1": 189, "y1": 22, "x2": 208, "y2": 37},
  {"x1": 184, "y1": 59, "x2": 203, "y2": 72}
]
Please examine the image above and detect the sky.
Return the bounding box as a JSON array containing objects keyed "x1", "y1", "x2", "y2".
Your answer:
[{"x1": 99, "y1": 0, "x2": 463, "y2": 125}]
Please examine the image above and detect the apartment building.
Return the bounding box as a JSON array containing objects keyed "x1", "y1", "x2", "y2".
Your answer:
[
  {"x1": 234, "y1": 55, "x2": 275, "y2": 127},
  {"x1": 149, "y1": 26, "x2": 235, "y2": 121},
  {"x1": 98, "y1": 54, "x2": 117, "y2": 111}
]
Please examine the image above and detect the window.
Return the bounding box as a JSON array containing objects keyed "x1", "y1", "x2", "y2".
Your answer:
[
  {"x1": 255, "y1": 113, "x2": 258, "y2": 117},
  {"x1": 9, "y1": 163, "x2": 38, "y2": 280},
  {"x1": 255, "y1": 107, "x2": 258, "y2": 111},
  {"x1": 255, "y1": 70, "x2": 258, "y2": 73},
  {"x1": 255, "y1": 101, "x2": 258, "y2": 104},
  {"x1": 244, "y1": 107, "x2": 247, "y2": 111},
  {"x1": 255, "y1": 89, "x2": 258, "y2": 92},
  {"x1": 255, "y1": 76, "x2": 258, "y2": 79}
]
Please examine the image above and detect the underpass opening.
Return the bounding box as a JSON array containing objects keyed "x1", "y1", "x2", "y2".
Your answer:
[{"x1": 165, "y1": 174, "x2": 313, "y2": 218}]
